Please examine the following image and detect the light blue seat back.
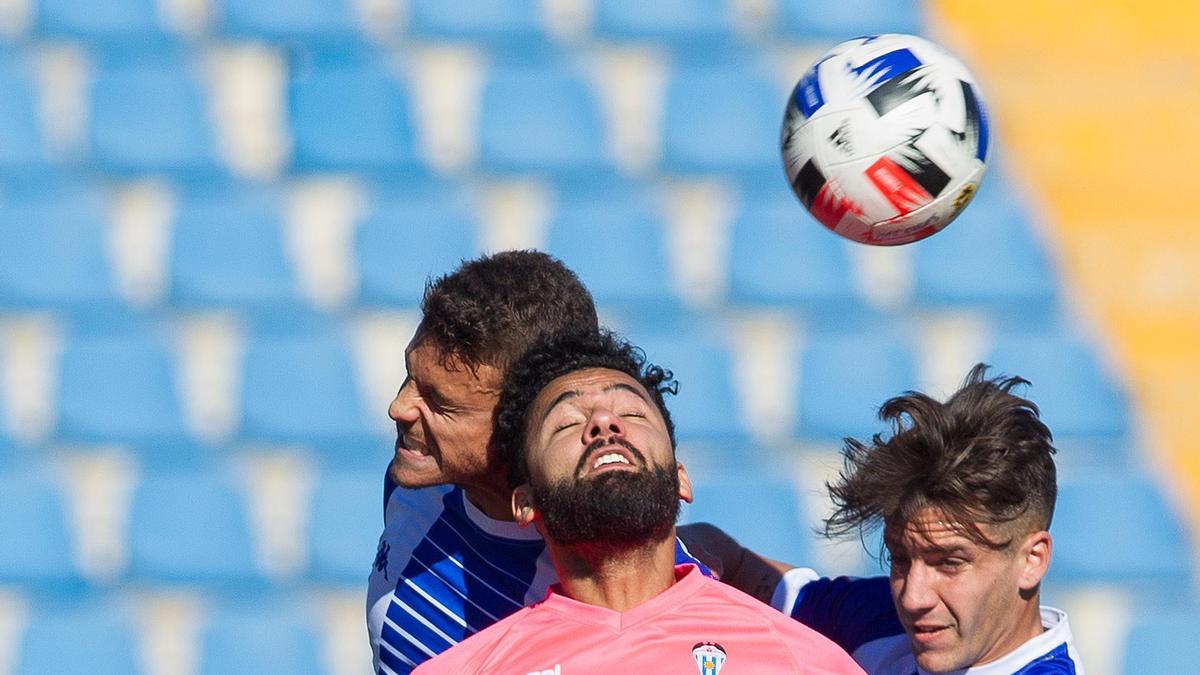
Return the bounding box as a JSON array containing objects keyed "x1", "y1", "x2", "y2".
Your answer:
[
  {"x1": 128, "y1": 472, "x2": 264, "y2": 585},
  {"x1": 795, "y1": 331, "x2": 918, "y2": 441}
]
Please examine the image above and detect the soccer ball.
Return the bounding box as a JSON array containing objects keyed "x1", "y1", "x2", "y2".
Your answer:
[{"x1": 780, "y1": 34, "x2": 990, "y2": 245}]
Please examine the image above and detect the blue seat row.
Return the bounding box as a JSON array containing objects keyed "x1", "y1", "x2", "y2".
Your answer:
[{"x1": 14, "y1": 0, "x2": 924, "y2": 47}]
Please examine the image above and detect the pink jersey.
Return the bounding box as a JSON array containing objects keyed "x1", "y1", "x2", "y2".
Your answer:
[{"x1": 414, "y1": 565, "x2": 864, "y2": 675}]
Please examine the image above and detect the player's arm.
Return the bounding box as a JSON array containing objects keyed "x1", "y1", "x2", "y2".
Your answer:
[{"x1": 677, "y1": 522, "x2": 797, "y2": 603}]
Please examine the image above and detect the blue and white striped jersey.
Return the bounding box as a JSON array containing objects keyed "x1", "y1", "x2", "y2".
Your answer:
[
  {"x1": 366, "y1": 475, "x2": 710, "y2": 674},
  {"x1": 774, "y1": 569, "x2": 1084, "y2": 674}
]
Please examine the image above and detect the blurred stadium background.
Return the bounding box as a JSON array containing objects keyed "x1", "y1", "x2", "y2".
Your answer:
[{"x1": 0, "y1": 0, "x2": 1196, "y2": 673}]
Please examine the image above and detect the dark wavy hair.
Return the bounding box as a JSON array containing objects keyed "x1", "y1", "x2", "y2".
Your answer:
[
  {"x1": 825, "y1": 363, "x2": 1058, "y2": 551},
  {"x1": 417, "y1": 250, "x2": 598, "y2": 371},
  {"x1": 495, "y1": 330, "x2": 679, "y2": 488}
]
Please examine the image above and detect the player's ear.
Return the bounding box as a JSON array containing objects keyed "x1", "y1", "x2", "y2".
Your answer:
[
  {"x1": 512, "y1": 485, "x2": 538, "y2": 527},
  {"x1": 1018, "y1": 530, "x2": 1052, "y2": 591},
  {"x1": 677, "y1": 462, "x2": 693, "y2": 504}
]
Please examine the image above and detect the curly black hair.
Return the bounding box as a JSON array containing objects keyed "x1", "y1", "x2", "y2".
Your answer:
[
  {"x1": 825, "y1": 363, "x2": 1058, "y2": 551},
  {"x1": 495, "y1": 329, "x2": 679, "y2": 489},
  {"x1": 417, "y1": 250, "x2": 598, "y2": 371}
]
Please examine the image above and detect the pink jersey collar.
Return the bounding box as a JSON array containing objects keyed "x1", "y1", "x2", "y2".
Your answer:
[{"x1": 540, "y1": 564, "x2": 707, "y2": 631}]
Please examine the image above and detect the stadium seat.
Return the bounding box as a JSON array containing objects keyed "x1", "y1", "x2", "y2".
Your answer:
[
  {"x1": 591, "y1": 0, "x2": 738, "y2": 50},
  {"x1": 984, "y1": 330, "x2": 1130, "y2": 441},
  {"x1": 477, "y1": 63, "x2": 612, "y2": 175},
  {"x1": 794, "y1": 331, "x2": 918, "y2": 441},
  {"x1": 405, "y1": 0, "x2": 550, "y2": 48},
  {"x1": 547, "y1": 183, "x2": 682, "y2": 313},
  {"x1": 1121, "y1": 608, "x2": 1200, "y2": 674},
  {"x1": 726, "y1": 188, "x2": 868, "y2": 317},
  {"x1": 913, "y1": 171, "x2": 1059, "y2": 319},
  {"x1": 0, "y1": 469, "x2": 82, "y2": 588},
  {"x1": 1051, "y1": 471, "x2": 1193, "y2": 589},
  {"x1": 661, "y1": 65, "x2": 781, "y2": 178},
  {"x1": 288, "y1": 60, "x2": 426, "y2": 174},
  {"x1": 0, "y1": 188, "x2": 125, "y2": 316},
  {"x1": 682, "y1": 477, "x2": 813, "y2": 565},
  {"x1": 198, "y1": 605, "x2": 322, "y2": 675},
  {"x1": 127, "y1": 471, "x2": 263, "y2": 585},
  {"x1": 624, "y1": 323, "x2": 748, "y2": 441},
  {"x1": 215, "y1": 0, "x2": 364, "y2": 44},
  {"x1": 239, "y1": 328, "x2": 384, "y2": 461},
  {"x1": 34, "y1": 0, "x2": 175, "y2": 46},
  {"x1": 167, "y1": 185, "x2": 308, "y2": 314},
  {"x1": 16, "y1": 602, "x2": 141, "y2": 674},
  {"x1": 306, "y1": 469, "x2": 382, "y2": 584},
  {"x1": 775, "y1": 0, "x2": 924, "y2": 42},
  {"x1": 88, "y1": 59, "x2": 224, "y2": 175},
  {"x1": 354, "y1": 181, "x2": 480, "y2": 308},
  {"x1": 0, "y1": 59, "x2": 52, "y2": 174},
  {"x1": 55, "y1": 328, "x2": 193, "y2": 449}
]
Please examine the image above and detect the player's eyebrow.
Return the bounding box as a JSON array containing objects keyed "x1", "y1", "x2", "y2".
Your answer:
[{"x1": 542, "y1": 381, "x2": 649, "y2": 418}]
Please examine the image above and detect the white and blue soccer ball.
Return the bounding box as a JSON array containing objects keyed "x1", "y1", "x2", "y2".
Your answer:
[{"x1": 781, "y1": 34, "x2": 990, "y2": 245}]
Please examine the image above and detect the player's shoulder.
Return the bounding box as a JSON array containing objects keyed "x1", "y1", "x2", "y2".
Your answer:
[{"x1": 414, "y1": 602, "x2": 544, "y2": 674}]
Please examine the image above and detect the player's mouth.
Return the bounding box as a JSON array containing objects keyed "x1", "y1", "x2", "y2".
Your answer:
[
  {"x1": 395, "y1": 435, "x2": 435, "y2": 464},
  {"x1": 909, "y1": 623, "x2": 953, "y2": 645},
  {"x1": 576, "y1": 438, "x2": 642, "y2": 478}
]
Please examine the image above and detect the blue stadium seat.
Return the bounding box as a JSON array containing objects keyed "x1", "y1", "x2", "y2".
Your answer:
[
  {"x1": 985, "y1": 331, "x2": 1130, "y2": 441},
  {"x1": 216, "y1": 0, "x2": 363, "y2": 44},
  {"x1": 0, "y1": 59, "x2": 52, "y2": 174},
  {"x1": 306, "y1": 469, "x2": 381, "y2": 584},
  {"x1": 1121, "y1": 608, "x2": 1200, "y2": 674},
  {"x1": 34, "y1": 0, "x2": 175, "y2": 46},
  {"x1": 127, "y1": 471, "x2": 263, "y2": 585},
  {"x1": 0, "y1": 188, "x2": 125, "y2": 315},
  {"x1": 199, "y1": 605, "x2": 322, "y2": 675},
  {"x1": 16, "y1": 602, "x2": 141, "y2": 674},
  {"x1": 913, "y1": 171, "x2": 1059, "y2": 319},
  {"x1": 168, "y1": 186, "x2": 308, "y2": 314},
  {"x1": 88, "y1": 59, "x2": 224, "y2": 175},
  {"x1": 726, "y1": 189, "x2": 868, "y2": 316},
  {"x1": 592, "y1": 0, "x2": 738, "y2": 50},
  {"x1": 405, "y1": 0, "x2": 549, "y2": 48},
  {"x1": 56, "y1": 328, "x2": 193, "y2": 448},
  {"x1": 592, "y1": 0, "x2": 733, "y2": 43},
  {"x1": 661, "y1": 65, "x2": 781, "y2": 178},
  {"x1": 289, "y1": 60, "x2": 425, "y2": 174},
  {"x1": 625, "y1": 324, "x2": 748, "y2": 441},
  {"x1": 547, "y1": 183, "x2": 681, "y2": 313},
  {"x1": 795, "y1": 331, "x2": 918, "y2": 440},
  {"x1": 775, "y1": 0, "x2": 924, "y2": 42},
  {"x1": 1051, "y1": 471, "x2": 1193, "y2": 588},
  {"x1": 682, "y1": 477, "x2": 813, "y2": 565},
  {"x1": 477, "y1": 63, "x2": 612, "y2": 175},
  {"x1": 354, "y1": 182, "x2": 479, "y2": 307},
  {"x1": 239, "y1": 328, "x2": 384, "y2": 461},
  {"x1": 0, "y1": 470, "x2": 82, "y2": 588}
]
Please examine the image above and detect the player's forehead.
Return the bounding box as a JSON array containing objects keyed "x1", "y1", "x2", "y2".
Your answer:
[
  {"x1": 885, "y1": 506, "x2": 989, "y2": 553},
  {"x1": 404, "y1": 335, "x2": 502, "y2": 395},
  {"x1": 533, "y1": 368, "x2": 651, "y2": 418}
]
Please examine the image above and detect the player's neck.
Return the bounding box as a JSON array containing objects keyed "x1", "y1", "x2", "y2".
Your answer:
[
  {"x1": 548, "y1": 533, "x2": 678, "y2": 612},
  {"x1": 975, "y1": 595, "x2": 1046, "y2": 666},
  {"x1": 462, "y1": 478, "x2": 517, "y2": 521}
]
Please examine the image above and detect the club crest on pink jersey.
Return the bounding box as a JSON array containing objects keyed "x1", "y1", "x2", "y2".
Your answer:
[{"x1": 692, "y1": 641, "x2": 727, "y2": 675}]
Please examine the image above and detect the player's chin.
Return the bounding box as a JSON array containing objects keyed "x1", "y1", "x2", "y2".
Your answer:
[{"x1": 388, "y1": 456, "x2": 446, "y2": 489}]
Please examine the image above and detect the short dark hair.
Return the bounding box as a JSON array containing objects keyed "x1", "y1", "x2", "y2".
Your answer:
[
  {"x1": 824, "y1": 363, "x2": 1058, "y2": 551},
  {"x1": 495, "y1": 330, "x2": 678, "y2": 488},
  {"x1": 417, "y1": 250, "x2": 599, "y2": 372}
]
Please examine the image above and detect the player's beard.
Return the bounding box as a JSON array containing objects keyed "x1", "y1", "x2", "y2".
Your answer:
[{"x1": 530, "y1": 451, "x2": 680, "y2": 548}]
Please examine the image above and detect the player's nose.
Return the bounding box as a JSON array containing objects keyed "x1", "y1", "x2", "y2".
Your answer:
[
  {"x1": 583, "y1": 406, "x2": 624, "y2": 443},
  {"x1": 388, "y1": 378, "x2": 419, "y2": 425},
  {"x1": 896, "y1": 565, "x2": 939, "y2": 615}
]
